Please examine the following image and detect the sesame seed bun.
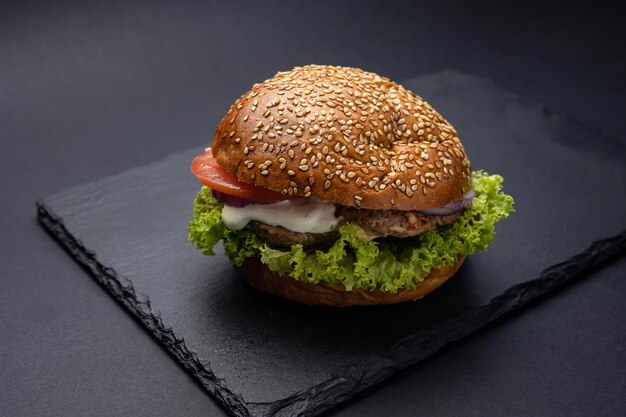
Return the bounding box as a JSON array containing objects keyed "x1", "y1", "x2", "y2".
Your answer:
[
  {"x1": 211, "y1": 65, "x2": 471, "y2": 211},
  {"x1": 236, "y1": 256, "x2": 466, "y2": 307}
]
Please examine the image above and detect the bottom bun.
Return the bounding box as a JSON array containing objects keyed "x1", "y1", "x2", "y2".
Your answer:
[{"x1": 235, "y1": 256, "x2": 466, "y2": 307}]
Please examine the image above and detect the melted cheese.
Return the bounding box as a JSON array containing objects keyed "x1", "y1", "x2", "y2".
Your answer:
[{"x1": 221, "y1": 198, "x2": 339, "y2": 233}]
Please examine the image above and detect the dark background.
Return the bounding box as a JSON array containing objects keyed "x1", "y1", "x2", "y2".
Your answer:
[{"x1": 1, "y1": 1, "x2": 625, "y2": 416}]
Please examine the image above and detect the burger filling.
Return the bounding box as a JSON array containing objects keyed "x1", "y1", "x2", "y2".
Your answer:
[
  {"x1": 224, "y1": 205, "x2": 463, "y2": 248},
  {"x1": 189, "y1": 170, "x2": 514, "y2": 293},
  {"x1": 217, "y1": 183, "x2": 472, "y2": 247}
]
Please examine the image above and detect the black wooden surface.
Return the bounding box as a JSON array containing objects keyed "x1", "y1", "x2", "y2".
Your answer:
[
  {"x1": 3, "y1": 2, "x2": 626, "y2": 416},
  {"x1": 37, "y1": 72, "x2": 626, "y2": 416}
]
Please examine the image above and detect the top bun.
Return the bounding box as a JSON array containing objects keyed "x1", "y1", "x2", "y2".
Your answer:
[{"x1": 212, "y1": 65, "x2": 471, "y2": 211}]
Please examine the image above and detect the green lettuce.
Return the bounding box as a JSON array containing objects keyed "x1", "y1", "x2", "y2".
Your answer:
[{"x1": 189, "y1": 171, "x2": 514, "y2": 293}]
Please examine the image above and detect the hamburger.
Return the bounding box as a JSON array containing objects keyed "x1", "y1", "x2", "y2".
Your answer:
[{"x1": 189, "y1": 65, "x2": 513, "y2": 306}]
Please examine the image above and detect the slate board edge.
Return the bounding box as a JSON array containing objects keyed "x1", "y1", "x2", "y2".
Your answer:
[
  {"x1": 36, "y1": 200, "x2": 250, "y2": 417},
  {"x1": 36, "y1": 197, "x2": 626, "y2": 417}
]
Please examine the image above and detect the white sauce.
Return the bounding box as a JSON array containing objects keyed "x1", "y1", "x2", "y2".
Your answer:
[{"x1": 221, "y1": 198, "x2": 339, "y2": 233}]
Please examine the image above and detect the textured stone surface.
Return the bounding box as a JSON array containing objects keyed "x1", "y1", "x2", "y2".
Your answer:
[{"x1": 37, "y1": 72, "x2": 626, "y2": 416}]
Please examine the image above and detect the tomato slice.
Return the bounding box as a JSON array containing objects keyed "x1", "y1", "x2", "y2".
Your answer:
[{"x1": 191, "y1": 148, "x2": 288, "y2": 201}]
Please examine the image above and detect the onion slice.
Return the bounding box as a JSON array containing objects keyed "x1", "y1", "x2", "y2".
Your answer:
[
  {"x1": 419, "y1": 190, "x2": 475, "y2": 216},
  {"x1": 212, "y1": 190, "x2": 284, "y2": 207},
  {"x1": 214, "y1": 187, "x2": 475, "y2": 215}
]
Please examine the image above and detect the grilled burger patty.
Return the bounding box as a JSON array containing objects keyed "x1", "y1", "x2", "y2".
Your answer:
[
  {"x1": 246, "y1": 206, "x2": 462, "y2": 248},
  {"x1": 338, "y1": 206, "x2": 462, "y2": 238}
]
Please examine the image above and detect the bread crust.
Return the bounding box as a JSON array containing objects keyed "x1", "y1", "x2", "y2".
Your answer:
[
  {"x1": 212, "y1": 65, "x2": 471, "y2": 211},
  {"x1": 236, "y1": 256, "x2": 466, "y2": 307}
]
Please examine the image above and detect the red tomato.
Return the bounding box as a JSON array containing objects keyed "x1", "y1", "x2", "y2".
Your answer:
[{"x1": 190, "y1": 148, "x2": 288, "y2": 201}]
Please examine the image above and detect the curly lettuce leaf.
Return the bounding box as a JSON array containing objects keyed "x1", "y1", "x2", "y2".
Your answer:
[{"x1": 188, "y1": 171, "x2": 514, "y2": 293}]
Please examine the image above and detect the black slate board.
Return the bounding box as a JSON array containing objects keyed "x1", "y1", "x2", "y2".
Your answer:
[{"x1": 37, "y1": 72, "x2": 626, "y2": 417}]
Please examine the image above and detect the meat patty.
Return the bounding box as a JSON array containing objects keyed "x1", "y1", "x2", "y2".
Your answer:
[
  {"x1": 337, "y1": 206, "x2": 462, "y2": 238},
  {"x1": 247, "y1": 221, "x2": 339, "y2": 248},
  {"x1": 246, "y1": 206, "x2": 462, "y2": 248}
]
